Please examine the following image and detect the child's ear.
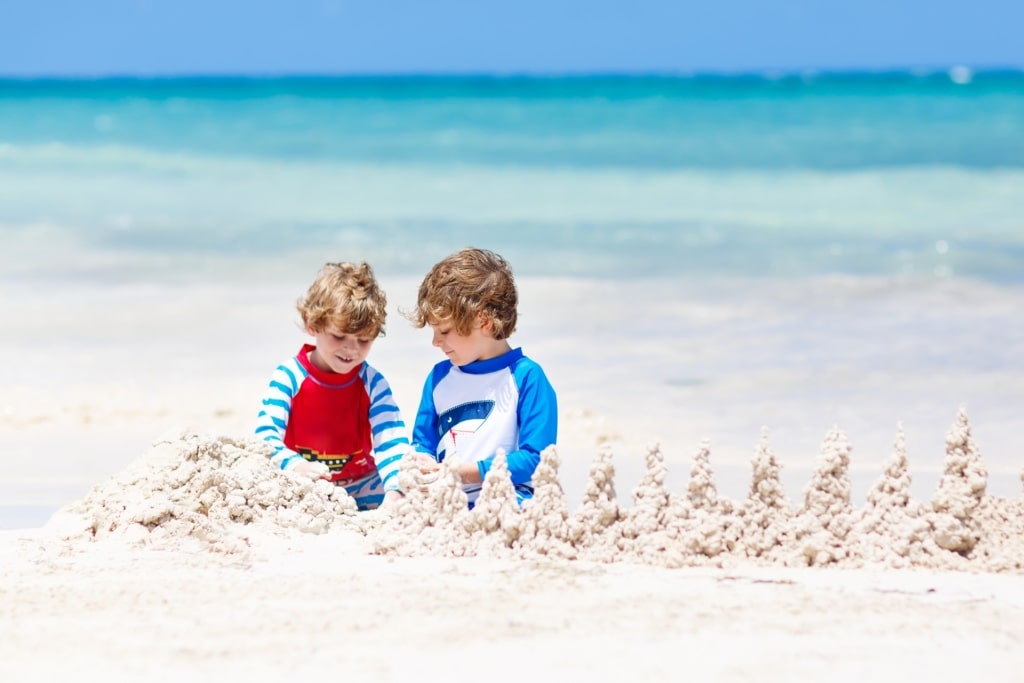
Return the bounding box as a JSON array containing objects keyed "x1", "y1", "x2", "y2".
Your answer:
[{"x1": 476, "y1": 312, "x2": 495, "y2": 336}]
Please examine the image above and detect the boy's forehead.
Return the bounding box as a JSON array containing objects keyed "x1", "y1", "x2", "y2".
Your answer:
[
  {"x1": 322, "y1": 320, "x2": 377, "y2": 336},
  {"x1": 425, "y1": 311, "x2": 458, "y2": 326}
]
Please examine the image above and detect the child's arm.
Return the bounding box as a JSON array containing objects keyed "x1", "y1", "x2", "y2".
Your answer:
[
  {"x1": 478, "y1": 360, "x2": 558, "y2": 485},
  {"x1": 361, "y1": 365, "x2": 412, "y2": 493},
  {"x1": 410, "y1": 366, "x2": 445, "y2": 460},
  {"x1": 255, "y1": 359, "x2": 318, "y2": 473}
]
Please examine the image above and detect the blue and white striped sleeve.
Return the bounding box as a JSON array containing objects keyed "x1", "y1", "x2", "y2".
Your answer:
[
  {"x1": 254, "y1": 358, "x2": 307, "y2": 471},
  {"x1": 361, "y1": 364, "x2": 411, "y2": 492}
]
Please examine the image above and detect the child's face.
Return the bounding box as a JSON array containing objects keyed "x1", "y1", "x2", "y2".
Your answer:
[
  {"x1": 430, "y1": 316, "x2": 503, "y2": 366},
  {"x1": 308, "y1": 325, "x2": 375, "y2": 374}
]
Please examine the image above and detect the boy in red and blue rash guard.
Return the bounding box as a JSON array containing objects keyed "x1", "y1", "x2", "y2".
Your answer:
[{"x1": 255, "y1": 262, "x2": 410, "y2": 510}]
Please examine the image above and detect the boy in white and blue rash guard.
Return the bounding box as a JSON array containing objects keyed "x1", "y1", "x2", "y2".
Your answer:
[{"x1": 406, "y1": 247, "x2": 557, "y2": 507}]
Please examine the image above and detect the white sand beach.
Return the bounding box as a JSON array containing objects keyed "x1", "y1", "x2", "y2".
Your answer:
[
  {"x1": 2, "y1": 274, "x2": 1024, "y2": 682},
  {"x1": 5, "y1": 525, "x2": 1024, "y2": 683}
]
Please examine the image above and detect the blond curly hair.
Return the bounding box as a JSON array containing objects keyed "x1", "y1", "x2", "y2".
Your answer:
[
  {"x1": 297, "y1": 262, "x2": 387, "y2": 337},
  {"x1": 409, "y1": 247, "x2": 517, "y2": 340}
]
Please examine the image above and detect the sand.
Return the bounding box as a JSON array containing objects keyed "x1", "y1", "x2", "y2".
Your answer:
[
  {"x1": 33, "y1": 406, "x2": 1024, "y2": 572},
  {"x1": 2, "y1": 407, "x2": 1024, "y2": 681},
  {"x1": 3, "y1": 276, "x2": 1024, "y2": 681},
  {"x1": 5, "y1": 530, "x2": 1024, "y2": 683}
]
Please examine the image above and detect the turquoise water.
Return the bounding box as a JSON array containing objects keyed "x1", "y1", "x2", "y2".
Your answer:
[
  {"x1": 3, "y1": 73, "x2": 1024, "y2": 168},
  {"x1": 0, "y1": 72, "x2": 1022, "y2": 283}
]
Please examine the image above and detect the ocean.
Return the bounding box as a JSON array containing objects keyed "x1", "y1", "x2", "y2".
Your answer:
[
  {"x1": 1, "y1": 72, "x2": 1023, "y2": 524},
  {"x1": 1, "y1": 72, "x2": 1022, "y2": 283}
]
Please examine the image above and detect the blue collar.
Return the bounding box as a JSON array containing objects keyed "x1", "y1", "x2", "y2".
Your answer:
[{"x1": 458, "y1": 347, "x2": 523, "y2": 375}]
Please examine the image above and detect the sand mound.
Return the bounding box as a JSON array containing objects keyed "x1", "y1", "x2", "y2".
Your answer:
[
  {"x1": 47, "y1": 407, "x2": 1024, "y2": 573},
  {"x1": 47, "y1": 430, "x2": 360, "y2": 556}
]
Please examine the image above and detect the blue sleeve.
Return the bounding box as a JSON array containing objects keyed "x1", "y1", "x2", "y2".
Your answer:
[
  {"x1": 410, "y1": 363, "x2": 451, "y2": 461},
  {"x1": 479, "y1": 358, "x2": 558, "y2": 485}
]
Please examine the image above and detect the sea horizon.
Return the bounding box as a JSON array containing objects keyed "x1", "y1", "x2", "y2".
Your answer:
[{"x1": 2, "y1": 63, "x2": 1023, "y2": 78}]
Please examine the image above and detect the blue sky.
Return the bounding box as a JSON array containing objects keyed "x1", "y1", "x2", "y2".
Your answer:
[{"x1": 2, "y1": 0, "x2": 1022, "y2": 76}]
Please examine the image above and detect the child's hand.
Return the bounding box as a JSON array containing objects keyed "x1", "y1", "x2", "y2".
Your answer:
[
  {"x1": 410, "y1": 452, "x2": 440, "y2": 474},
  {"x1": 291, "y1": 460, "x2": 331, "y2": 480},
  {"x1": 381, "y1": 489, "x2": 404, "y2": 508}
]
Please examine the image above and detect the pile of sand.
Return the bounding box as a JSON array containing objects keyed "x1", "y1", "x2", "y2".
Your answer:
[
  {"x1": 48, "y1": 430, "x2": 359, "y2": 556},
  {"x1": 47, "y1": 407, "x2": 1024, "y2": 573}
]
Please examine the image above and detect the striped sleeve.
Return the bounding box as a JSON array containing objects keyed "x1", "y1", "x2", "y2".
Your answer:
[
  {"x1": 254, "y1": 357, "x2": 308, "y2": 471},
  {"x1": 361, "y1": 363, "x2": 411, "y2": 492}
]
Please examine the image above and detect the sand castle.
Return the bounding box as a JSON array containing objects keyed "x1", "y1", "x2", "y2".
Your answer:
[{"x1": 47, "y1": 406, "x2": 1024, "y2": 573}]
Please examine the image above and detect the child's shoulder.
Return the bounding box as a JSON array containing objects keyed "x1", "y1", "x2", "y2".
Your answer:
[
  {"x1": 506, "y1": 346, "x2": 545, "y2": 368},
  {"x1": 269, "y1": 345, "x2": 311, "y2": 371},
  {"x1": 426, "y1": 358, "x2": 456, "y2": 381},
  {"x1": 271, "y1": 353, "x2": 307, "y2": 378},
  {"x1": 359, "y1": 360, "x2": 393, "y2": 382},
  {"x1": 510, "y1": 351, "x2": 552, "y2": 381}
]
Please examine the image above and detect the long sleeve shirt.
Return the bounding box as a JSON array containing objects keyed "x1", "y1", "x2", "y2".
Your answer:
[
  {"x1": 411, "y1": 347, "x2": 557, "y2": 505},
  {"x1": 255, "y1": 344, "x2": 409, "y2": 492}
]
